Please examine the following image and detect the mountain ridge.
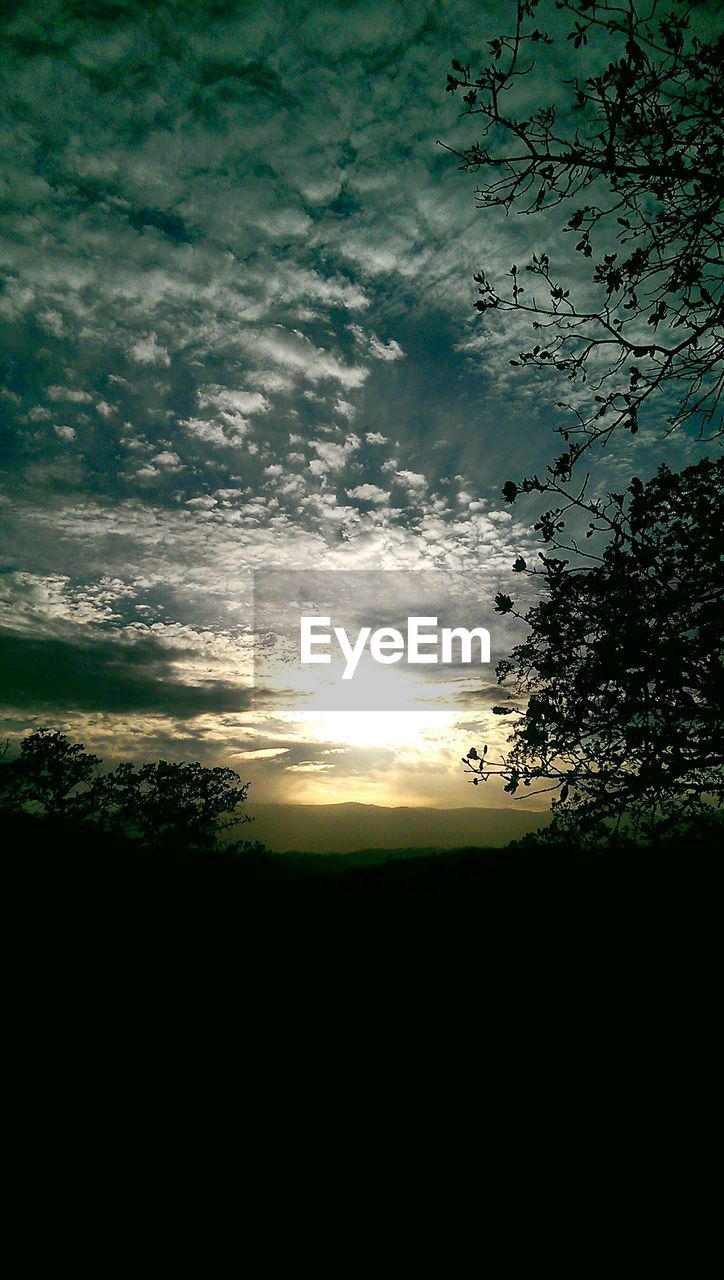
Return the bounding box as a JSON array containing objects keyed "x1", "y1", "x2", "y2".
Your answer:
[{"x1": 241, "y1": 802, "x2": 549, "y2": 853}]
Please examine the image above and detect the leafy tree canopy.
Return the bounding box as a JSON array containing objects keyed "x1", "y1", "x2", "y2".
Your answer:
[
  {"x1": 92, "y1": 758, "x2": 251, "y2": 852},
  {"x1": 0, "y1": 727, "x2": 99, "y2": 818},
  {"x1": 464, "y1": 456, "x2": 724, "y2": 842},
  {"x1": 0, "y1": 730, "x2": 252, "y2": 853}
]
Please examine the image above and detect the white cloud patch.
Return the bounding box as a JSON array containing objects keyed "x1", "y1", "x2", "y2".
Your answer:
[
  {"x1": 129, "y1": 332, "x2": 171, "y2": 366},
  {"x1": 395, "y1": 469, "x2": 427, "y2": 494},
  {"x1": 198, "y1": 386, "x2": 271, "y2": 417},
  {"x1": 186, "y1": 495, "x2": 218, "y2": 509},
  {"x1": 369, "y1": 335, "x2": 405, "y2": 362},
  {"x1": 181, "y1": 416, "x2": 247, "y2": 446},
  {"x1": 241, "y1": 327, "x2": 368, "y2": 389},
  {"x1": 347, "y1": 484, "x2": 389, "y2": 504},
  {"x1": 38, "y1": 310, "x2": 65, "y2": 337},
  {"x1": 334, "y1": 398, "x2": 356, "y2": 420},
  {"x1": 47, "y1": 386, "x2": 92, "y2": 404},
  {"x1": 308, "y1": 433, "x2": 360, "y2": 476},
  {"x1": 349, "y1": 323, "x2": 405, "y2": 363}
]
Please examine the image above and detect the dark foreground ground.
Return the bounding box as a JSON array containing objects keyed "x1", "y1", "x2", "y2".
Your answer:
[
  {"x1": 5, "y1": 808, "x2": 716, "y2": 948},
  {"x1": 6, "y1": 807, "x2": 715, "y2": 1198},
  {"x1": 6, "y1": 807, "x2": 719, "y2": 1073}
]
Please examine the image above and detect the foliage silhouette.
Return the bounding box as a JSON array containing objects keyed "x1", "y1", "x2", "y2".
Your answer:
[
  {"x1": 463, "y1": 457, "x2": 724, "y2": 841},
  {"x1": 91, "y1": 758, "x2": 252, "y2": 852},
  {"x1": 444, "y1": 1, "x2": 724, "y2": 841},
  {"x1": 444, "y1": 0, "x2": 723, "y2": 482},
  {"x1": 0, "y1": 728, "x2": 100, "y2": 819},
  {"x1": 0, "y1": 729, "x2": 253, "y2": 854}
]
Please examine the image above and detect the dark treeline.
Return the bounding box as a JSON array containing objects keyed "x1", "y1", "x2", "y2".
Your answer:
[
  {"x1": 0, "y1": 727, "x2": 261, "y2": 856},
  {"x1": 2, "y1": 726, "x2": 719, "y2": 992}
]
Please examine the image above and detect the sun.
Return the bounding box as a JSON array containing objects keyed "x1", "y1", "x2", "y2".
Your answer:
[{"x1": 287, "y1": 707, "x2": 459, "y2": 751}]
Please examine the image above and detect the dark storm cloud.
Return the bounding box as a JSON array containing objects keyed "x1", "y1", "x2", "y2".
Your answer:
[{"x1": 0, "y1": 628, "x2": 252, "y2": 716}]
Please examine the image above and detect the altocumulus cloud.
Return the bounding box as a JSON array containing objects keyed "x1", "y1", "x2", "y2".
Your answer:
[{"x1": 0, "y1": 0, "x2": 646, "y2": 803}]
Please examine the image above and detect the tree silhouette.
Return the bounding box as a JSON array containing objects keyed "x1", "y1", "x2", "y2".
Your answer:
[
  {"x1": 93, "y1": 759, "x2": 251, "y2": 852},
  {"x1": 463, "y1": 456, "x2": 724, "y2": 841},
  {"x1": 0, "y1": 727, "x2": 100, "y2": 818},
  {"x1": 445, "y1": 0, "x2": 724, "y2": 840},
  {"x1": 444, "y1": 0, "x2": 722, "y2": 483},
  {"x1": 0, "y1": 730, "x2": 252, "y2": 853}
]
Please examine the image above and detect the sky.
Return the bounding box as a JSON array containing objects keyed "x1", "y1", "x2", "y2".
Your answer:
[{"x1": 0, "y1": 0, "x2": 707, "y2": 818}]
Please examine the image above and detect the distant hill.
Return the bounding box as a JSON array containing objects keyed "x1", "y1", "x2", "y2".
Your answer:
[{"x1": 241, "y1": 801, "x2": 548, "y2": 853}]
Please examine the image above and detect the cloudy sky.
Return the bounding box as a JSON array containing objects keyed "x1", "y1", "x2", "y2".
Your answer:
[{"x1": 0, "y1": 0, "x2": 704, "y2": 816}]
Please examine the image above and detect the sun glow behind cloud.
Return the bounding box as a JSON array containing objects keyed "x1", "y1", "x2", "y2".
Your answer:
[
  {"x1": 287, "y1": 706, "x2": 459, "y2": 752},
  {"x1": 274, "y1": 706, "x2": 472, "y2": 807},
  {"x1": 0, "y1": 0, "x2": 704, "y2": 820}
]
